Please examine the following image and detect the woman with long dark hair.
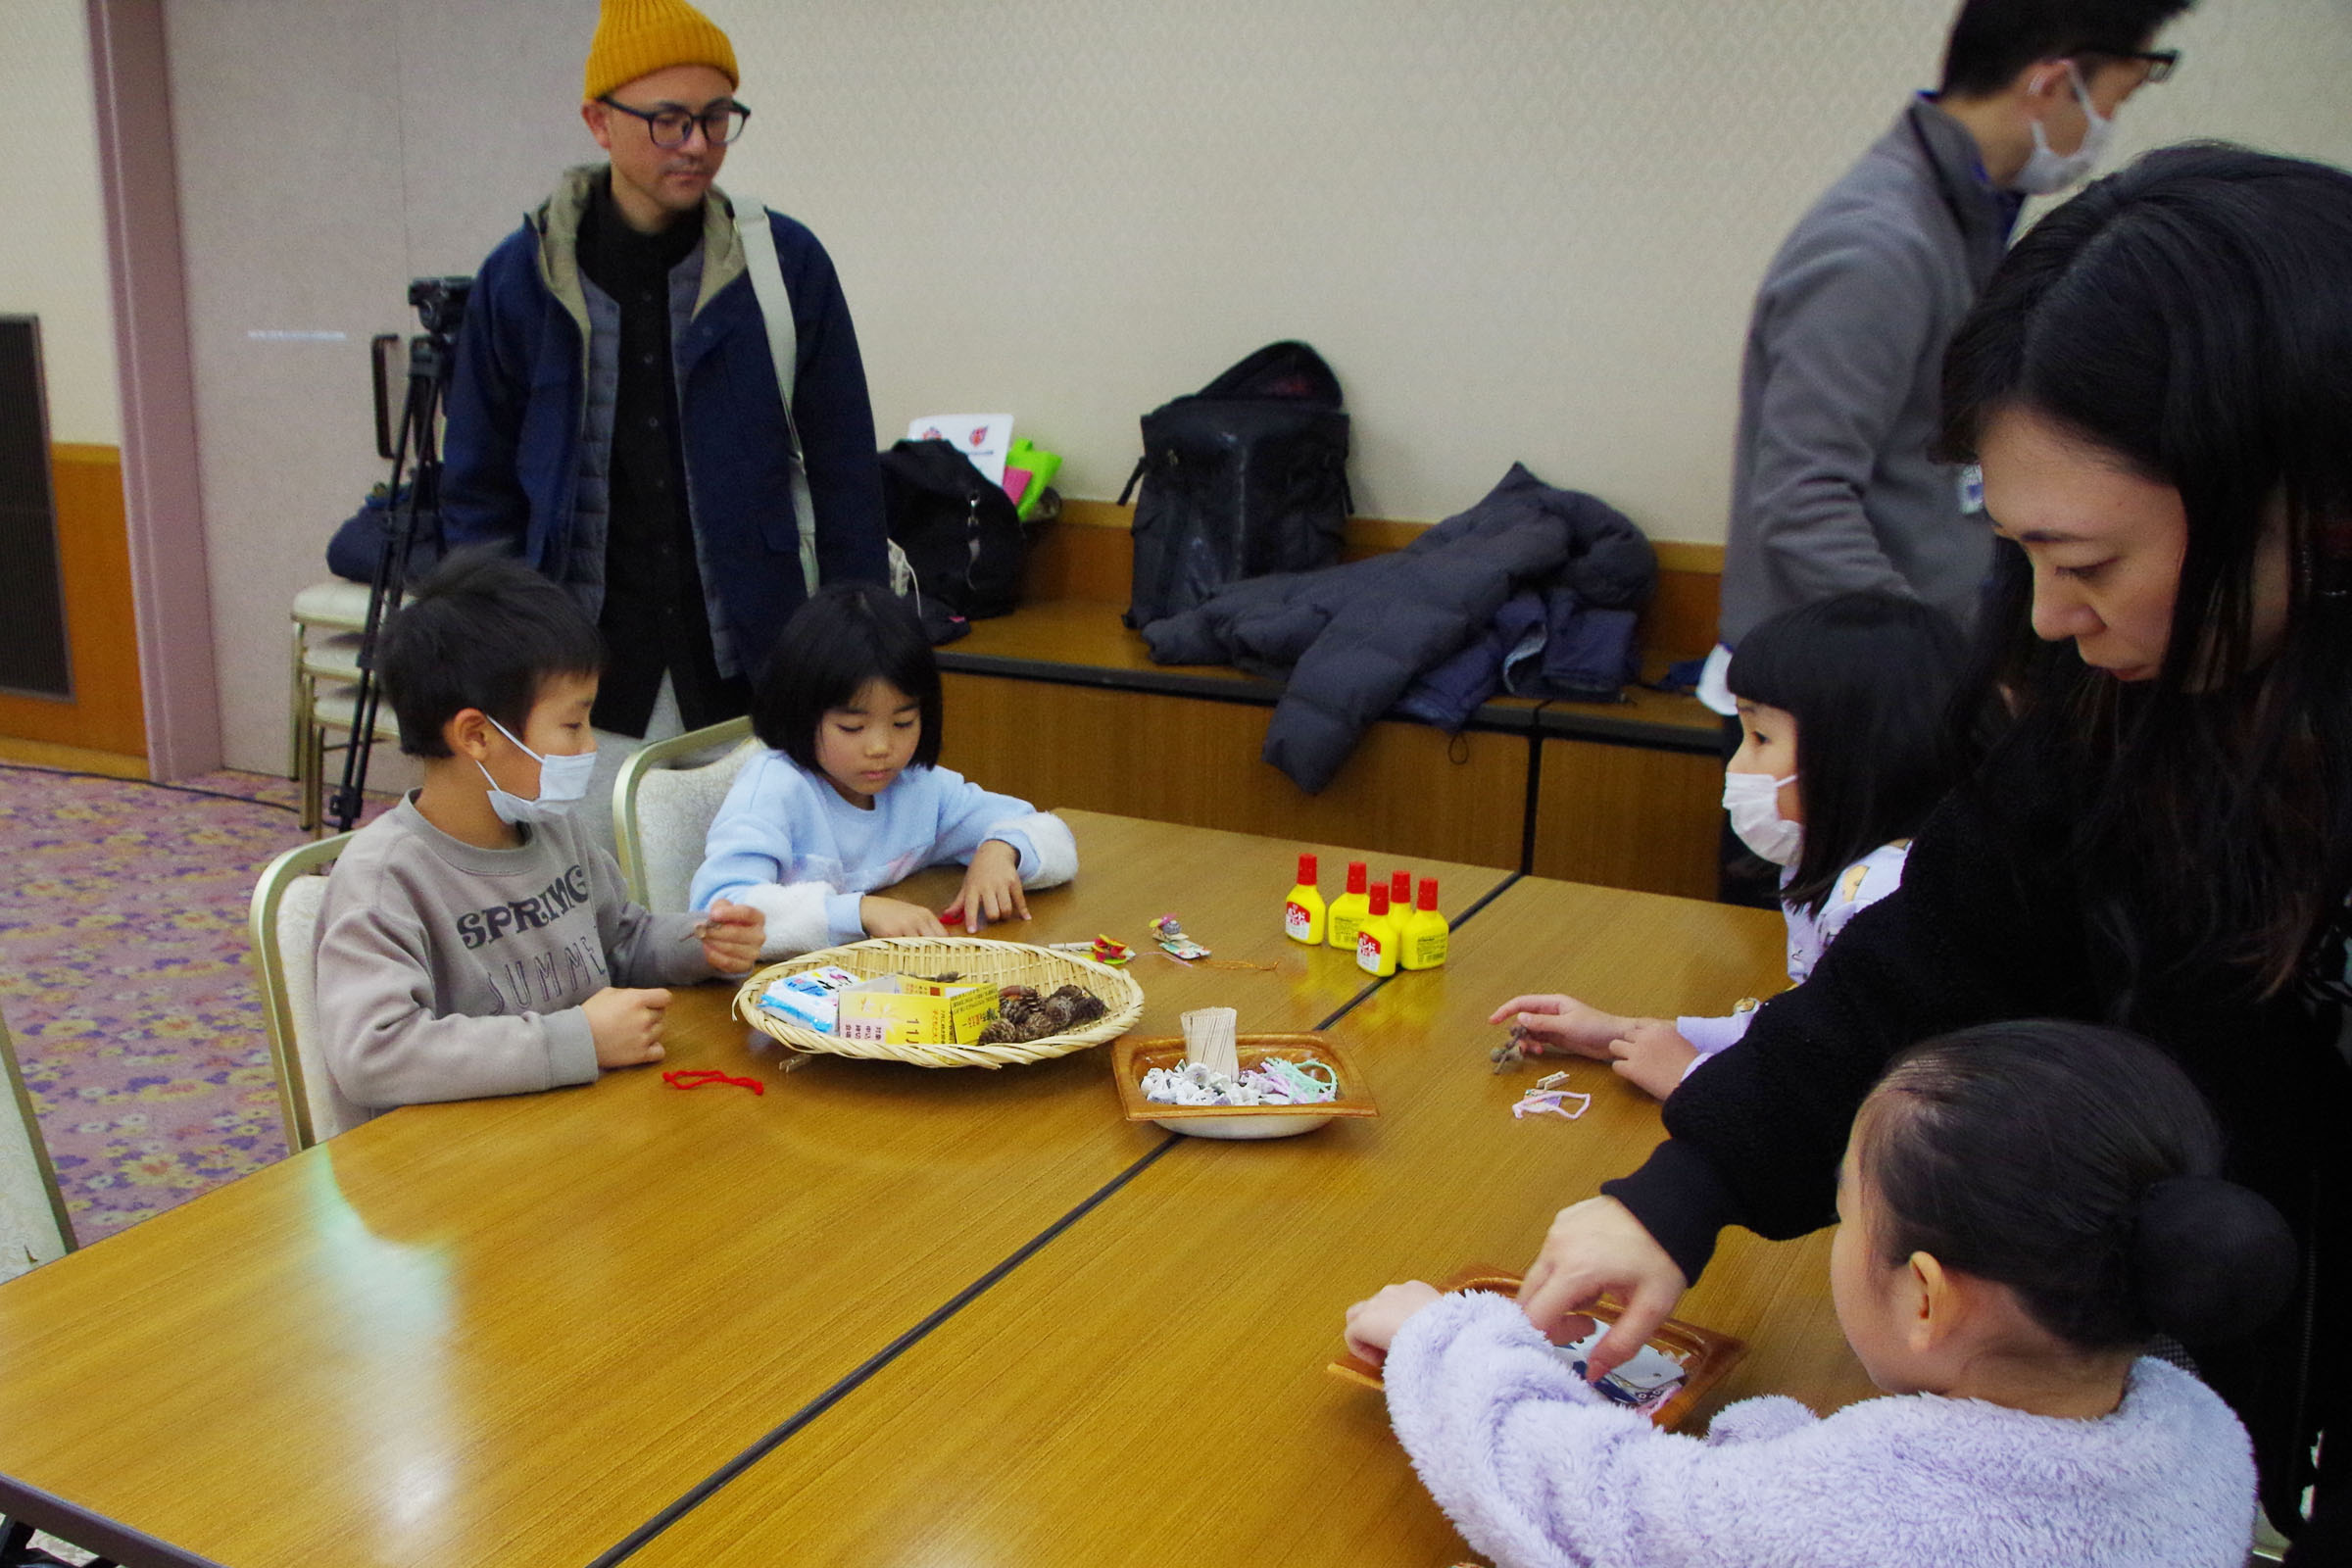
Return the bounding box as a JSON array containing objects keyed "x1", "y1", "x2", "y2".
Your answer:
[{"x1": 1514, "y1": 143, "x2": 2352, "y2": 1561}]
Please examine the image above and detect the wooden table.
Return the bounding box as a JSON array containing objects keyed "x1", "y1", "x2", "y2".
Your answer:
[
  {"x1": 0, "y1": 813, "x2": 1512, "y2": 1568},
  {"x1": 624, "y1": 875, "x2": 1875, "y2": 1567}
]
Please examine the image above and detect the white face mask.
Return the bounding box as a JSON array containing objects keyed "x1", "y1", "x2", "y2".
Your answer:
[
  {"x1": 1723, "y1": 769, "x2": 1803, "y2": 867},
  {"x1": 2011, "y1": 64, "x2": 2115, "y2": 196},
  {"x1": 476, "y1": 717, "x2": 597, "y2": 825}
]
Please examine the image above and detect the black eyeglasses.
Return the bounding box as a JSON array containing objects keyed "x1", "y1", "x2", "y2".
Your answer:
[
  {"x1": 2085, "y1": 47, "x2": 2180, "y2": 82},
  {"x1": 598, "y1": 96, "x2": 752, "y2": 148}
]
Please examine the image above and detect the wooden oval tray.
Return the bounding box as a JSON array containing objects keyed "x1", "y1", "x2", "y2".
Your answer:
[{"x1": 1329, "y1": 1262, "x2": 1746, "y2": 1432}]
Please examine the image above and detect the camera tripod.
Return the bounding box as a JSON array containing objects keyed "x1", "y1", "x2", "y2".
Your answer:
[{"x1": 327, "y1": 276, "x2": 468, "y2": 834}]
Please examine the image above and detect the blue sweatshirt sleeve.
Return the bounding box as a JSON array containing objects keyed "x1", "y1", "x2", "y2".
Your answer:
[
  {"x1": 691, "y1": 755, "x2": 862, "y2": 956},
  {"x1": 913, "y1": 768, "x2": 1079, "y2": 887},
  {"x1": 691, "y1": 752, "x2": 804, "y2": 910}
]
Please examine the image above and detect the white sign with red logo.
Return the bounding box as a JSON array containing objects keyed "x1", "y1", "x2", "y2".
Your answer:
[{"x1": 906, "y1": 413, "x2": 1014, "y2": 488}]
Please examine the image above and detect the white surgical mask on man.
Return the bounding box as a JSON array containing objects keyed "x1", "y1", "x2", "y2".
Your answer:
[
  {"x1": 2011, "y1": 63, "x2": 2115, "y2": 196},
  {"x1": 476, "y1": 717, "x2": 598, "y2": 825},
  {"x1": 1723, "y1": 769, "x2": 1803, "y2": 867}
]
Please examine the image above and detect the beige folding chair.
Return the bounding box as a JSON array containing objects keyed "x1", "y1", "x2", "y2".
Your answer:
[
  {"x1": 248, "y1": 833, "x2": 357, "y2": 1152},
  {"x1": 612, "y1": 715, "x2": 760, "y2": 912},
  {"x1": 0, "y1": 1007, "x2": 73, "y2": 1281},
  {"x1": 289, "y1": 580, "x2": 397, "y2": 834}
]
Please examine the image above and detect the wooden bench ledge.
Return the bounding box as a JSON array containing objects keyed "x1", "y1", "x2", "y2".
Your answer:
[{"x1": 941, "y1": 597, "x2": 1720, "y2": 751}]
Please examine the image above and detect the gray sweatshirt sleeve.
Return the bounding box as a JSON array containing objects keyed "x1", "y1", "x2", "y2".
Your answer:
[
  {"x1": 1741, "y1": 221, "x2": 1939, "y2": 604},
  {"x1": 585, "y1": 841, "x2": 719, "y2": 988},
  {"x1": 315, "y1": 894, "x2": 600, "y2": 1109}
]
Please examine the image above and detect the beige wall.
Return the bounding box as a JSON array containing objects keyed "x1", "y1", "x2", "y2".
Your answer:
[
  {"x1": 161, "y1": 0, "x2": 2352, "y2": 773},
  {"x1": 0, "y1": 0, "x2": 121, "y2": 445}
]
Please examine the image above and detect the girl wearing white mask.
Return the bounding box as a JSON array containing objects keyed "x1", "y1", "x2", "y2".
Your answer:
[{"x1": 1491, "y1": 593, "x2": 1965, "y2": 1098}]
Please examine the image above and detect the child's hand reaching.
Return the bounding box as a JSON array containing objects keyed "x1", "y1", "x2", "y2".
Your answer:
[
  {"x1": 1345, "y1": 1281, "x2": 1445, "y2": 1366},
  {"x1": 945, "y1": 839, "x2": 1029, "y2": 933},
  {"x1": 1608, "y1": 1018, "x2": 1701, "y2": 1099},
  {"x1": 1487, "y1": 994, "x2": 1640, "y2": 1061},
  {"x1": 584, "y1": 986, "x2": 670, "y2": 1067},
  {"x1": 860, "y1": 895, "x2": 947, "y2": 940},
  {"x1": 699, "y1": 899, "x2": 763, "y2": 974}
]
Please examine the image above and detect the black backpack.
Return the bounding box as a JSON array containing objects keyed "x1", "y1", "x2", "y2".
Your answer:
[
  {"x1": 880, "y1": 438, "x2": 1026, "y2": 622},
  {"x1": 1120, "y1": 341, "x2": 1350, "y2": 629}
]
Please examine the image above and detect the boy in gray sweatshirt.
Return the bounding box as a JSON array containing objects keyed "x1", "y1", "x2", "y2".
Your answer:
[{"x1": 313, "y1": 554, "x2": 763, "y2": 1126}]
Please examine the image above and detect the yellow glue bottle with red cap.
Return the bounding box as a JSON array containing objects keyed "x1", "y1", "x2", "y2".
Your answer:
[
  {"x1": 1389, "y1": 869, "x2": 1413, "y2": 926},
  {"x1": 1355, "y1": 884, "x2": 1401, "y2": 976},
  {"x1": 1402, "y1": 876, "x2": 1450, "y2": 970},
  {"x1": 1327, "y1": 860, "x2": 1372, "y2": 950},
  {"x1": 1284, "y1": 853, "x2": 1327, "y2": 945}
]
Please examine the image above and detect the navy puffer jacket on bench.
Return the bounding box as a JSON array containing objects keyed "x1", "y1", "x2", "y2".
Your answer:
[{"x1": 1139, "y1": 464, "x2": 1655, "y2": 793}]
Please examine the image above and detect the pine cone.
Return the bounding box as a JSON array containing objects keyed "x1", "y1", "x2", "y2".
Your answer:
[
  {"x1": 979, "y1": 1018, "x2": 1020, "y2": 1046},
  {"x1": 996, "y1": 986, "x2": 1051, "y2": 1038},
  {"x1": 1050, "y1": 984, "x2": 1107, "y2": 1025}
]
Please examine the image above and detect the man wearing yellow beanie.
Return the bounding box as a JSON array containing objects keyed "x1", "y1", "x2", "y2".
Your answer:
[{"x1": 442, "y1": 0, "x2": 888, "y2": 848}]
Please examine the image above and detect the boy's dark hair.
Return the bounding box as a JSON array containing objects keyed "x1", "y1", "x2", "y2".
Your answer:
[
  {"x1": 1857, "y1": 1021, "x2": 2295, "y2": 1351},
  {"x1": 751, "y1": 582, "x2": 943, "y2": 772},
  {"x1": 376, "y1": 549, "x2": 605, "y2": 759},
  {"x1": 1937, "y1": 0, "x2": 2189, "y2": 98},
  {"x1": 1728, "y1": 592, "x2": 1966, "y2": 915}
]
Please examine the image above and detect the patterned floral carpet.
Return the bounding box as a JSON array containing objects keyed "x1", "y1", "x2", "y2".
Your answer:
[{"x1": 0, "y1": 763, "x2": 379, "y2": 1244}]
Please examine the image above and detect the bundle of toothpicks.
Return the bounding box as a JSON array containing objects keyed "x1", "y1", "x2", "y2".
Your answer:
[{"x1": 1181, "y1": 1006, "x2": 1241, "y2": 1080}]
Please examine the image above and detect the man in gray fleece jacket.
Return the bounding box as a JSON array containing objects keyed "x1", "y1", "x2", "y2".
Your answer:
[
  {"x1": 1714, "y1": 0, "x2": 2189, "y2": 659},
  {"x1": 314, "y1": 555, "x2": 763, "y2": 1128}
]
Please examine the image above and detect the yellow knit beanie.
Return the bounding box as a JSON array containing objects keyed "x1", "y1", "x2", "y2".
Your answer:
[{"x1": 582, "y1": 0, "x2": 739, "y2": 103}]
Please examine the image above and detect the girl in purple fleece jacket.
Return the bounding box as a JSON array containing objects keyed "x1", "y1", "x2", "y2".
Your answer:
[{"x1": 1346, "y1": 1022, "x2": 2295, "y2": 1568}]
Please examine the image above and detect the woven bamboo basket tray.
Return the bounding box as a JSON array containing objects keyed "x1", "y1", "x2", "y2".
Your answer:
[{"x1": 733, "y1": 937, "x2": 1145, "y2": 1068}]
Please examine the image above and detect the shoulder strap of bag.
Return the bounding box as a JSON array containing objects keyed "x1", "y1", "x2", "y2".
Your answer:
[
  {"x1": 738, "y1": 200, "x2": 913, "y2": 602},
  {"x1": 735, "y1": 201, "x2": 820, "y2": 599}
]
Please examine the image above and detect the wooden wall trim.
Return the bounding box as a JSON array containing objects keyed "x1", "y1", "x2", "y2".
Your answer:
[{"x1": 0, "y1": 444, "x2": 147, "y2": 759}]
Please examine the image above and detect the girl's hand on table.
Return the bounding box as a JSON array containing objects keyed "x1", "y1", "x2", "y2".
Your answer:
[
  {"x1": 1608, "y1": 1019, "x2": 1701, "y2": 1100},
  {"x1": 1517, "y1": 1197, "x2": 1688, "y2": 1381},
  {"x1": 1344, "y1": 1281, "x2": 1444, "y2": 1365},
  {"x1": 1487, "y1": 994, "x2": 1640, "y2": 1060},
  {"x1": 860, "y1": 896, "x2": 947, "y2": 940},
  {"x1": 946, "y1": 840, "x2": 1029, "y2": 933}
]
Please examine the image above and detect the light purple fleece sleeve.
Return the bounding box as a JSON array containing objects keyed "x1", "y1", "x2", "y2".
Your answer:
[
  {"x1": 1385, "y1": 1296, "x2": 2261, "y2": 1568},
  {"x1": 1383, "y1": 1293, "x2": 1814, "y2": 1567},
  {"x1": 1674, "y1": 1010, "x2": 1753, "y2": 1061}
]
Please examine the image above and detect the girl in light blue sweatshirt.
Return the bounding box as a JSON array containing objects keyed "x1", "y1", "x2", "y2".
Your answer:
[{"x1": 691, "y1": 584, "x2": 1076, "y2": 959}]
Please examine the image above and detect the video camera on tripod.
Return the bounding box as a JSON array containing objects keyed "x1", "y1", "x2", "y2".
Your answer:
[{"x1": 326, "y1": 275, "x2": 472, "y2": 834}]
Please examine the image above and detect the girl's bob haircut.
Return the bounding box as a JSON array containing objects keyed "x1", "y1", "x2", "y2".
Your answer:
[
  {"x1": 1728, "y1": 591, "x2": 1966, "y2": 914},
  {"x1": 750, "y1": 582, "x2": 944, "y2": 773}
]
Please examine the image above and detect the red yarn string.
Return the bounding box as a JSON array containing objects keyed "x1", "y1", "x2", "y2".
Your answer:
[{"x1": 662, "y1": 1068, "x2": 765, "y2": 1096}]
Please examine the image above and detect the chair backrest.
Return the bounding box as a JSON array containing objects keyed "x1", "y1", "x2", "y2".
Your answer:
[
  {"x1": 0, "y1": 1007, "x2": 74, "y2": 1278},
  {"x1": 249, "y1": 833, "x2": 356, "y2": 1152},
  {"x1": 612, "y1": 715, "x2": 760, "y2": 913}
]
